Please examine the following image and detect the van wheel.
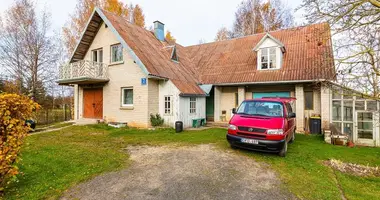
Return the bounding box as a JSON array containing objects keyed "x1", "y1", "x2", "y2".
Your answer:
[
  {"x1": 289, "y1": 130, "x2": 295, "y2": 144},
  {"x1": 279, "y1": 141, "x2": 287, "y2": 157}
]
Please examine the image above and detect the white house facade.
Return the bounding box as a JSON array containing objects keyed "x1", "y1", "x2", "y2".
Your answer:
[{"x1": 57, "y1": 8, "x2": 380, "y2": 146}]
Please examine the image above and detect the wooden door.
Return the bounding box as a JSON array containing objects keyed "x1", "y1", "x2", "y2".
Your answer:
[{"x1": 83, "y1": 88, "x2": 103, "y2": 119}]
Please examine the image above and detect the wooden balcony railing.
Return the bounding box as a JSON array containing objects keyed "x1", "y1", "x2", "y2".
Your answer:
[{"x1": 58, "y1": 60, "x2": 109, "y2": 84}]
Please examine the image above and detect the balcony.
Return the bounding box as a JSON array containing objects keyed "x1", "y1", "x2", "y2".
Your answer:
[{"x1": 57, "y1": 60, "x2": 109, "y2": 85}]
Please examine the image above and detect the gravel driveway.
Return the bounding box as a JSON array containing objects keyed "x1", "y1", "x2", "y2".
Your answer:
[{"x1": 62, "y1": 145, "x2": 295, "y2": 200}]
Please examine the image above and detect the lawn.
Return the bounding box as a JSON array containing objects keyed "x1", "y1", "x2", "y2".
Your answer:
[{"x1": 4, "y1": 125, "x2": 380, "y2": 199}]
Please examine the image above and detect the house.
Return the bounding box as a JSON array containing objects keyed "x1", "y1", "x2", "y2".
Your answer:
[{"x1": 57, "y1": 8, "x2": 380, "y2": 147}]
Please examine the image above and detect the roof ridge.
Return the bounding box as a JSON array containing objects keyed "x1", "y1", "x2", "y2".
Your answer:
[{"x1": 185, "y1": 22, "x2": 329, "y2": 48}]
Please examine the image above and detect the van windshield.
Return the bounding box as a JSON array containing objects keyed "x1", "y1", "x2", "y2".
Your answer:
[{"x1": 237, "y1": 101, "x2": 284, "y2": 117}]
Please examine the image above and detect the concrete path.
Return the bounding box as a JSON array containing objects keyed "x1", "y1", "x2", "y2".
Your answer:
[{"x1": 62, "y1": 145, "x2": 295, "y2": 200}]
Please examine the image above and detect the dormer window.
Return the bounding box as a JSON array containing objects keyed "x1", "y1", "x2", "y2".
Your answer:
[
  {"x1": 253, "y1": 33, "x2": 285, "y2": 71},
  {"x1": 261, "y1": 47, "x2": 276, "y2": 69},
  {"x1": 171, "y1": 46, "x2": 178, "y2": 62}
]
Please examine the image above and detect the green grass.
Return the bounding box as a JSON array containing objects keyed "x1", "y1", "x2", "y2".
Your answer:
[
  {"x1": 35, "y1": 122, "x2": 74, "y2": 130},
  {"x1": 4, "y1": 125, "x2": 380, "y2": 200}
]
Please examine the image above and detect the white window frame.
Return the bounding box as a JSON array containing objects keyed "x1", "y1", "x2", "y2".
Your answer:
[
  {"x1": 92, "y1": 48, "x2": 103, "y2": 63},
  {"x1": 111, "y1": 43, "x2": 123, "y2": 64},
  {"x1": 259, "y1": 47, "x2": 277, "y2": 70},
  {"x1": 190, "y1": 97, "x2": 196, "y2": 114},
  {"x1": 121, "y1": 87, "x2": 133, "y2": 107},
  {"x1": 164, "y1": 95, "x2": 172, "y2": 115}
]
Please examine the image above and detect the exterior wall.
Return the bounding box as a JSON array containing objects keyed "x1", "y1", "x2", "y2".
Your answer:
[
  {"x1": 79, "y1": 22, "x2": 149, "y2": 127},
  {"x1": 216, "y1": 84, "x2": 297, "y2": 122},
  {"x1": 158, "y1": 80, "x2": 181, "y2": 127},
  {"x1": 75, "y1": 85, "x2": 84, "y2": 119},
  {"x1": 238, "y1": 86, "x2": 245, "y2": 105},
  {"x1": 220, "y1": 87, "x2": 238, "y2": 121},
  {"x1": 148, "y1": 79, "x2": 159, "y2": 116},
  {"x1": 74, "y1": 84, "x2": 79, "y2": 119},
  {"x1": 214, "y1": 86, "x2": 222, "y2": 122},
  {"x1": 178, "y1": 96, "x2": 206, "y2": 128},
  {"x1": 304, "y1": 85, "x2": 321, "y2": 119},
  {"x1": 245, "y1": 85, "x2": 295, "y2": 99},
  {"x1": 158, "y1": 80, "x2": 206, "y2": 128},
  {"x1": 320, "y1": 85, "x2": 331, "y2": 130},
  {"x1": 295, "y1": 84, "x2": 304, "y2": 131}
]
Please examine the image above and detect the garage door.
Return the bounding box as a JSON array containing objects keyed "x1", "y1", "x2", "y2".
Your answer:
[{"x1": 253, "y1": 92, "x2": 290, "y2": 99}]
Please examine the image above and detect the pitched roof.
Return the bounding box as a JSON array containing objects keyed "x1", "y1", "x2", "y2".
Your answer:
[
  {"x1": 71, "y1": 9, "x2": 335, "y2": 95},
  {"x1": 185, "y1": 23, "x2": 336, "y2": 84},
  {"x1": 71, "y1": 8, "x2": 204, "y2": 96}
]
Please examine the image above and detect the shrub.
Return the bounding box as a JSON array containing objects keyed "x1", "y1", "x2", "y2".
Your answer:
[
  {"x1": 150, "y1": 113, "x2": 164, "y2": 127},
  {"x1": 0, "y1": 93, "x2": 39, "y2": 194}
]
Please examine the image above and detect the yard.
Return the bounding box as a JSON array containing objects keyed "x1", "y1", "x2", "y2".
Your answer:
[{"x1": 4, "y1": 125, "x2": 380, "y2": 200}]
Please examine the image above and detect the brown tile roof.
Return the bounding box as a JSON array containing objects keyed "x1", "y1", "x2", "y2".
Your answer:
[
  {"x1": 100, "y1": 10, "x2": 204, "y2": 95},
  {"x1": 73, "y1": 9, "x2": 335, "y2": 95},
  {"x1": 185, "y1": 23, "x2": 336, "y2": 84}
]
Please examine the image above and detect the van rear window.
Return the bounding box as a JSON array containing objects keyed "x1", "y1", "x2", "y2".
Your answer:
[{"x1": 237, "y1": 101, "x2": 284, "y2": 117}]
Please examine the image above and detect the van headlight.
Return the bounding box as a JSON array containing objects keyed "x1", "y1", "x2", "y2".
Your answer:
[
  {"x1": 267, "y1": 129, "x2": 284, "y2": 135},
  {"x1": 228, "y1": 124, "x2": 237, "y2": 130}
]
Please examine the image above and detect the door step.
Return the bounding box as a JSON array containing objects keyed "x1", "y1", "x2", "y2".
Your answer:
[{"x1": 75, "y1": 118, "x2": 102, "y2": 125}]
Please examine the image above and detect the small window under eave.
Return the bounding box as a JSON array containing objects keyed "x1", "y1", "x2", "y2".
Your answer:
[{"x1": 171, "y1": 46, "x2": 178, "y2": 62}]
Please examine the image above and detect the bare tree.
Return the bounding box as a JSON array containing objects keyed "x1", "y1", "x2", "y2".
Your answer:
[
  {"x1": 231, "y1": 0, "x2": 294, "y2": 38},
  {"x1": 301, "y1": 0, "x2": 380, "y2": 97},
  {"x1": 0, "y1": 0, "x2": 60, "y2": 101},
  {"x1": 214, "y1": 27, "x2": 230, "y2": 41}
]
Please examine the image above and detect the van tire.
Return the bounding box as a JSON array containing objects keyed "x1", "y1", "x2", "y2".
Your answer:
[
  {"x1": 279, "y1": 141, "x2": 287, "y2": 157},
  {"x1": 230, "y1": 144, "x2": 238, "y2": 149},
  {"x1": 289, "y1": 130, "x2": 295, "y2": 144}
]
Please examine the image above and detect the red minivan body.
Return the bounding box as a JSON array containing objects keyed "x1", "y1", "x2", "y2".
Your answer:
[{"x1": 226, "y1": 97, "x2": 296, "y2": 157}]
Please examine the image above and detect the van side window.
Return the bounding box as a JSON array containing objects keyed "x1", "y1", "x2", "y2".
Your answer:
[{"x1": 286, "y1": 103, "x2": 293, "y2": 114}]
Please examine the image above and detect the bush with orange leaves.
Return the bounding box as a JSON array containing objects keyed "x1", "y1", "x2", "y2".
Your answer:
[{"x1": 0, "y1": 93, "x2": 40, "y2": 194}]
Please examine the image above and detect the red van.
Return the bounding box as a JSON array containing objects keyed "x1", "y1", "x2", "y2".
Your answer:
[{"x1": 226, "y1": 97, "x2": 296, "y2": 157}]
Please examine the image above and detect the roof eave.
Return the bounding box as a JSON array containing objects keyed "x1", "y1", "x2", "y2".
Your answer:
[{"x1": 252, "y1": 33, "x2": 285, "y2": 51}]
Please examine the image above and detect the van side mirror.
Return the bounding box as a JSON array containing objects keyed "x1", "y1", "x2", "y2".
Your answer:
[
  {"x1": 232, "y1": 108, "x2": 236, "y2": 114},
  {"x1": 288, "y1": 112, "x2": 296, "y2": 118}
]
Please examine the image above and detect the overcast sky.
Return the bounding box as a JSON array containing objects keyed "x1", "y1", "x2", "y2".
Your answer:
[{"x1": 0, "y1": 0, "x2": 305, "y2": 46}]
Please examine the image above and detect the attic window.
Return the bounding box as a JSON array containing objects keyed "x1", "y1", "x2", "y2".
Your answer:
[
  {"x1": 171, "y1": 46, "x2": 178, "y2": 62},
  {"x1": 260, "y1": 47, "x2": 276, "y2": 69}
]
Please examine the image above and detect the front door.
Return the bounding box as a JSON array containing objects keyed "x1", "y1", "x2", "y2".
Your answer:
[
  {"x1": 83, "y1": 88, "x2": 103, "y2": 119},
  {"x1": 355, "y1": 111, "x2": 374, "y2": 144}
]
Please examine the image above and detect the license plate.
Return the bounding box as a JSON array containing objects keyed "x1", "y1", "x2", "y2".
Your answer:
[{"x1": 241, "y1": 138, "x2": 259, "y2": 144}]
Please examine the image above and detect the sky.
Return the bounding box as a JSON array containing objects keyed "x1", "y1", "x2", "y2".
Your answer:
[{"x1": 0, "y1": 0, "x2": 305, "y2": 46}]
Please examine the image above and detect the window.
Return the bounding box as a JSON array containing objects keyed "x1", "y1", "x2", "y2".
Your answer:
[
  {"x1": 237, "y1": 101, "x2": 284, "y2": 117},
  {"x1": 111, "y1": 44, "x2": 123, "y2": 63},
  {"x1": 355, "y1": 101, "x2": 365, "y2": 110},
  {"x1": 285, "y1": 103, "x2": 293, "y2": 114},
  {"x1": 92, "y1": 49, "x2": 103, "y2": 63},
  {"x1": 332, "y1": 100, "x2": 342, "y2": 121},
  {"x1": 260, "y1": 47, "x2": 276, "y2": 69},
  {"x1": 190, "y1": 97, "x2": 196, "y2": 114},
  {"x1": 343, "y1": 100, "x2": 353, "y2": 121},
  {"x1": 171, "y1": 47, "x2": 178, "y2": 62},
  {"x1": 304, "y1": 91, "x2": 313, "y2": 110},
  {"x1": 164, "y1": 96, "x2": 172, "y2": 114},
  {"x1": 367, "y1": 101, "x2": 378, "y2": 111},
  {"x1": 121, "y1": 88, "x2": 133, "y2": 106}
]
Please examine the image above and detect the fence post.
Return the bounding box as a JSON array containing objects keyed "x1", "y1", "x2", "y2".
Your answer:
[
  {"x1": 46, "y1": 109, "x2": 49, "y2": 124},
  {"x1": 64, "y1": 104, "x2": 67, "y2": 121}
]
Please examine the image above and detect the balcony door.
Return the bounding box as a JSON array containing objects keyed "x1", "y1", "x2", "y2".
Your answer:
[
  {"x1": 83, "y1": 88, "x2": 103, "y2": 119},
  {"x1": 92, "y1": 49, "x2": 103, "y2": 63}
]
